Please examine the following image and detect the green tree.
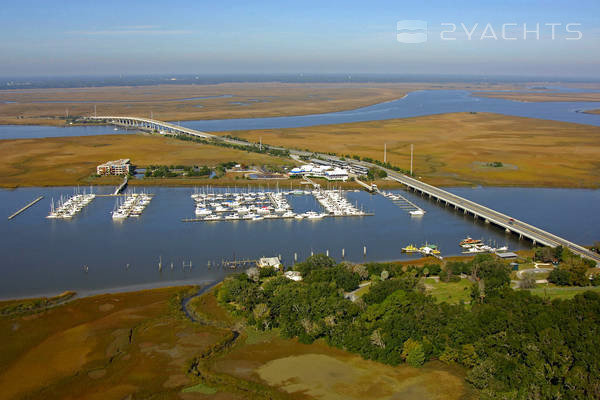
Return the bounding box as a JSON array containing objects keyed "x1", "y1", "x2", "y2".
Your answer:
[
  {"x1": 253, "y1": 303, "x2": 271, "y2": 330},
  {"x1": 402, "y1": 339, "x2": 425, "y2": 367}
]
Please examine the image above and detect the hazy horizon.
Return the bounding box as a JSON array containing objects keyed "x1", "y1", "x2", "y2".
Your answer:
[{"x1": 1, "y1": 0, "x2": 598, "y2": 78}]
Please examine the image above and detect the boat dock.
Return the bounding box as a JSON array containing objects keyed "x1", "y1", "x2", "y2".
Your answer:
[
  {"x1": 8, "y1": 196, "x2": 44, "y2": 220},
  {"x1": 181, "y1": 212, "x2": 373, "y2": 222},
  {"x1": 380, "y1": 190, "x2": 425, "y2": 215},
  {"x1": 354, "y1": 178, "x2": 376, "y2": 193},
  {"x1": 222, "y1": 259, "x2": 257, "y2": 268},
  {"x1": 114, "y1": 176, "x2": 128, "y2": 195}
]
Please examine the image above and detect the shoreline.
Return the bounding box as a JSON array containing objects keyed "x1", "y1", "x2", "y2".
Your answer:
[
  {"x1": 0, "y1": 253, "x2": 529, "y2": 302},
  {"x1": 0, "y1": 278, "x2": 217, "y2": 302}
]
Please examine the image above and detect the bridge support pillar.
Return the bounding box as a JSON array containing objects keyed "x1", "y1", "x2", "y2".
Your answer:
[
  {"x1": 485, "y1": 219, "x2": 490, "y2": 224},
  {"x1": 519, "y1": 234, "x2": 523, "y2": 240},
  {"x1": 505, "y1": 228, "x2": 511, "y2": 233},
  {"x1": 533, "y1": 240, "x2": 536, "y2": 246},
  {"x1": 464, "y1": 209, "x2": 467, "y2": 214}
]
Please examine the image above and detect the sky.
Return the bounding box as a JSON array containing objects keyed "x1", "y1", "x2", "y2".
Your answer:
[{"x1": 0, "y1": 0, "x2": 599, "y2": 78}]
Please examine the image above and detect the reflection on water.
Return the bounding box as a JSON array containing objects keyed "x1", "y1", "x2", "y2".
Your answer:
[{"x1": 1, "y1": 186, "x2": 598, "y2": 299}]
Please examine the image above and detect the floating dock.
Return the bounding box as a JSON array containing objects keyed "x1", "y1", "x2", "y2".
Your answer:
[
  {"x1": 380, "y1": 191, "x2": 425, "y2": 215},
  {"x1": 8, "y1": 196, "x2": 44, "y2": 220},
  {"x1": 181, "y1": 212, "x2": 373, "y2": 222}
]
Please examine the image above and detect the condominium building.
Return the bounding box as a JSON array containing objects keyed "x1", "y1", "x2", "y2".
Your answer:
[{"x1": 97, "y1": 159, "x2": 131, "y2": 175}]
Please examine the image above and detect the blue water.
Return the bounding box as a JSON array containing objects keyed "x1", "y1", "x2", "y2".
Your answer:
[
  {"x1": 0, "y1": 186, "x2": 598, "y2": 299},
  {"x1": 177, "y1": 90, "x2": 600, "y2": 132},
  {"x1": 0, "y1": 125, "x2": 131, "y2": 139},
  {"x1": 1, "y1": 90, "x2": 599, "y2": 140}
]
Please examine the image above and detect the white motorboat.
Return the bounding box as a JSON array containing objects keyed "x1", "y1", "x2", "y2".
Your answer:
[
  {"x1": 409, "y1": 209, "x2": 426, "y2": 216},
  {"x1": 195, "y1": 207, "x2": 212, "y2": 216}
]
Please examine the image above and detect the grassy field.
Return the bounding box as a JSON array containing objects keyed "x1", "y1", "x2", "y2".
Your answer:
[
  {"x1": 424, "y1": 278, "x2": 473, "y2": 304},
  {"x1": 0, "y1": 285, "x2": 475, "y2": 400},
  {"x1": 225, "y1": 112, "x2": 600, "y2": 188},
  {"x1": 0, "y1": 133, "x2": 296, "y2": 188},
  {"x1": 0, "y1": 82, "x2": 528, "y2": 126},
  {"x1": 523, "y1": 285, "x2": 600, "y2": 300}
]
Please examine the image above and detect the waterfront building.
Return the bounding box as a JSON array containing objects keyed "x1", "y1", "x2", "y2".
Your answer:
[
  {"x1": 289, "y1": 163, "x2": 348, "y2": 181},
  {"x1": 97, "y1": 159, "x2": 131, "y2": 175},
  {"x1": 257, "y1": 257, "x2": 282, "y2": 269},
  {"x1": 284, "y1": 270, "x2": 303, "y2": 281}
]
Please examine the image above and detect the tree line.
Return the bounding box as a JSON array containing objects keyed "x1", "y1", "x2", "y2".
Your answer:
[{"x1": 218, "y1": 254, "x2": 600, "y2": 399}]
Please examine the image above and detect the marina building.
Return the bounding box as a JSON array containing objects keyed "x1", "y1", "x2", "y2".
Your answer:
[
  {"x1": 324, "y1": 167, "x2": 349, "y2": 181},
  {"x1": 97, "y1": 159, "x2": 131, "y2": 175},
  {"x1": 289, "y1": 163, "x2": 349, "y2": 181}
]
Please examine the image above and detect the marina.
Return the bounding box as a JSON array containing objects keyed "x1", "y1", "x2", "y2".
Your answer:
[
  {"x1": 187, "y1": 186, "x2": 371, "y2": 222},
  {"x1": 0, "y1": 185, "x2": 598, "y2": 299},
  {"x1": 459, "y1": 237, "x2": 509, "y2": 255},
  {"x1": 46, "y1": 189, "x2": 96, "y2": 219},
  {"x1": 112, "y1": 192, "x2": 153, "y2": 220}
]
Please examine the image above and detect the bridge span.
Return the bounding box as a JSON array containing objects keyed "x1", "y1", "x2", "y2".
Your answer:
[
  {"x1": 84, "y1": 116, "x2": 217, "y2": 140},
  {"x1": 383, "y1": 172, "x2": 600, "y2": 264},
  {"x1": 84, "y1": 115, "x2": 600, "y2": 265}
]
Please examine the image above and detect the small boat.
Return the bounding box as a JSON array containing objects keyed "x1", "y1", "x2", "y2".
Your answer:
[
  {"x1": 409, "y1": 209, "x2": 425, "y2": 216},
  {"x1": 402, "y1": 244, "x2": 419, "y2": 253},
  {"x1": 420, "y1": 243, "x2": 441, "y2": 255},
  {"x1": 195, "y1": 207, "x2": 212, "y2": 216},
  {"x1": 462, "y1": 246, "x2": 486, "y2": 254},
  {"x1": 112, "y1": 211, "x2": 127, "y2": 220},
  {"x1": 460, "y1": 237, "x2": 482, "y2": 246}
]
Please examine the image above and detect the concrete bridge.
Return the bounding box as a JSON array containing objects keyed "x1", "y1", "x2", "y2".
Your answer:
[
  {"x1": 382, "y1": 171, "x2": 600, "y2": 264},
  {"x1": 86, "y1": 115, "x2": 600, "y2": 265},
  {"x1": 83, "y1": 116, "x2": 217, "y2": 140}
]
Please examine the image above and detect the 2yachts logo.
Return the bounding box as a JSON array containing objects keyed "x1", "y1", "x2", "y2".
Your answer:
[
  {"x1": 397, "y1": 21, "x2": 583, "y2": 43},
  {"x1": 396, "y1": 20, "x2": 428, "y2": 43}
]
